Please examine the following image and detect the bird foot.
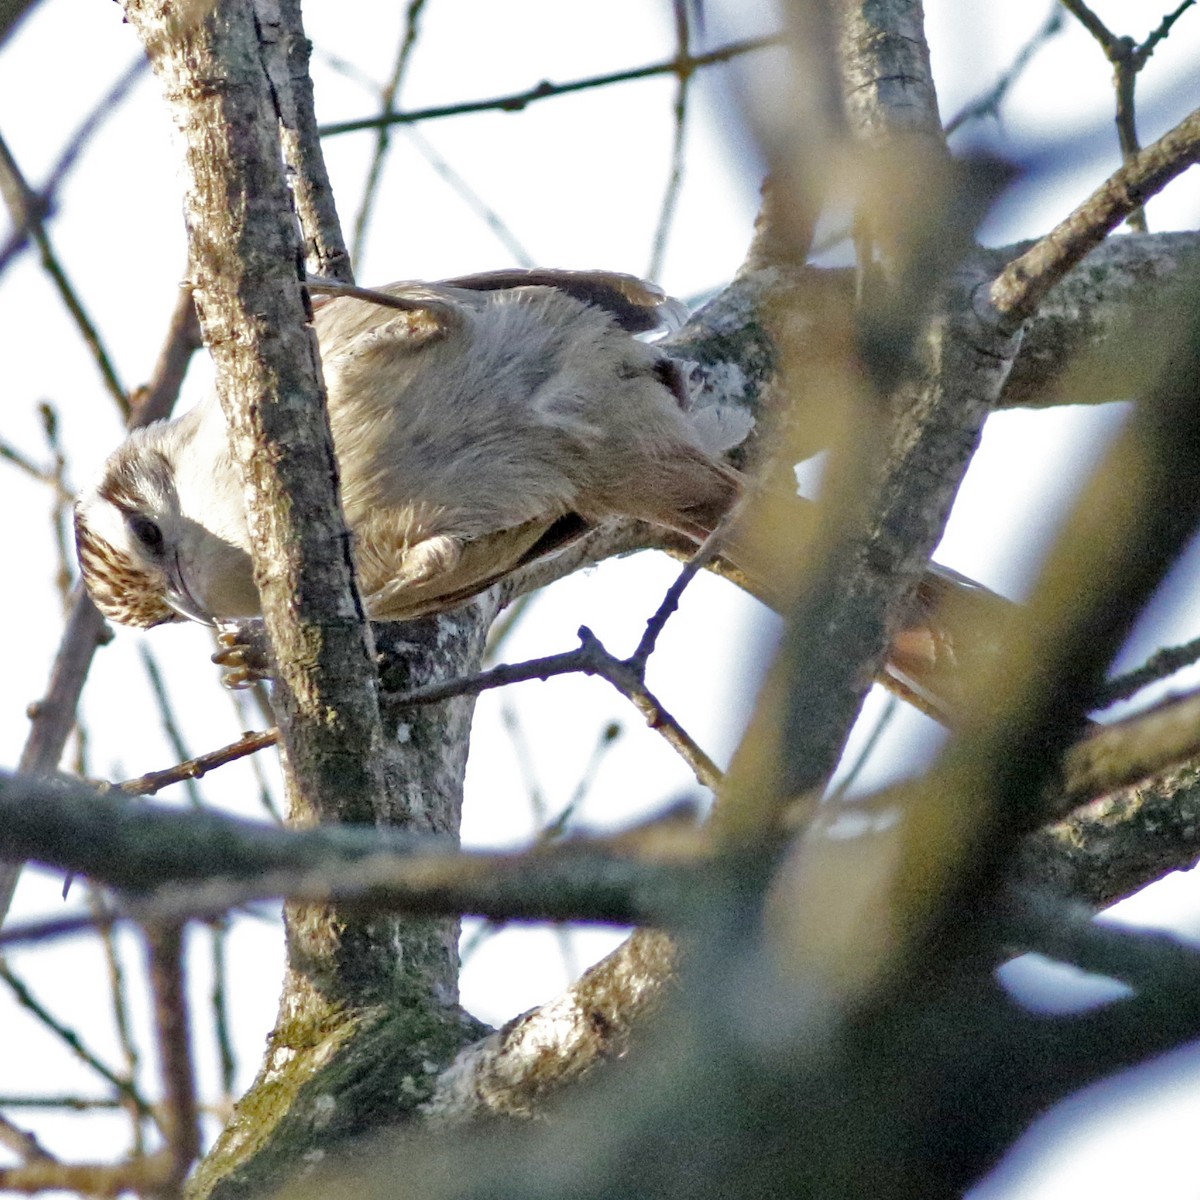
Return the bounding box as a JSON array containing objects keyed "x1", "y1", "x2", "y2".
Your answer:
[{"x1": 212, "y1": 619, "x2": 273, "y2": 688}]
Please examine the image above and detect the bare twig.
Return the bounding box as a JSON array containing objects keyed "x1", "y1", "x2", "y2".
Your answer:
[
  {"x1": 117, "y1": 729, "x2": 279, "y2": 798},
  {"x1": 647, "y1": 1, "x2": 692, "y2": 280},
  {"x1": 462, "y1": 710, "x2": 623, "y2": 968},
  {"x1": 1140, "y1": 1, "x2": 1198, "y2": 58},
  {"x1": 0, "y1": 277, "x2": 201, "y2": 929},
  {"x1": 139, "y1": 646, "x2": 205, "y2": 809},
  {"x1": 631, "y1": 516, "x2": 736, "y2": 670},
  {"x1": 351, "y1": 0, "x2": 426, "y2": 265},
  {"x1": 207, "y1": 920, "x2": 237, "y2": 1101},
  {"x1": 129, "y1": 282, "x2": 202, "y2": 426},
  {"x1": 320, "y1": 36, "x2": 781, "y2": 137},
  {"x1": 0, "y1": 958, "x2": 154, "y2": 1120},
  {"x1": 87, "y1": 882, "x2": 146, "y2": 1153},
  {"x1": 391, "y1": 627, "x2": 721, "y2": 790},
  {"x1": 0, "y1": 437, "x2": 59, "y2": 489},
  {"x1": 145, "y1": 923, "x2": 200, "y2": 1192},
  {"x1": 1097, "y1": 635, "x2": 1200, "y2": 706},
  {"x1": 945, "y1": 5, "x2": 1063, "y2": 135},
  {"x1": 828, "y1": 694, "x2": 900, "y2": 799},
  {"x1": 404, "y1": 125, "x2": 535, "y2": 265},
  {"x1": 226, "y1": 687, "x2": 282, "y2": 820},
  {"x1": 0, "y1": 1113, "x2": 55, "y2": 1163},
  {"x1": 1059, "y1": 0, "x2": 1197, "y2": 232},
  {"x1": 272, "y1": 0, "x2": 353, "y2": 281},
  {"x1": 990, "y1": 105, "x2": 1200, "y2": 320},
  {"x1": 0, "y1": 56, "x2": 146, "y2": 281},
  {"x1": 0, "y1": 1151, "x2": 175, "y2": 1197},
  {"x1": 0, "y1": 128, "x2": 128, "y2": 412},
  {"x1": 37, "y1": 403, "x2": 75, "y2": 609}
]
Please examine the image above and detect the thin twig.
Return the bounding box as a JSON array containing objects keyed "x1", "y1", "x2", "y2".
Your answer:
[
  {"x1": 989, "y1": 105, "x2": 1200, "y2": 321},
  {"x1": 87, "y1": 882, "x2": 145, "y2": 1154},
  {"x1": 0, "y1": 958, "x2": 154, "y2": 1120},
  {"x1": 553, "y1": 721, "x2": 625, "y2": 839},
  {"x1": 320, "y1": 36, "x2": 781, "y2": 137},
  {"x1": 275, "y1": 0, "x2": 353, "y2": 281},
  {"x1": 0, "y1": 1151, "x2": 175, "y2": 1197},
  {"x1": 139, "y1": 646, "x2": 205, "y2": 809},
  {"x1": 404, "y1": 125, "x2": 535, "y2": 265},
  {"x1": 391, "y1": 524, "x2": 732, "y2": 790},
  {"x1": 1059, "y1": 0, "x2": 1197, "y2": 233},
  {"x1": 117, "y1": 729, "x2": 279, "y2": 798},
  {"x1": 1097, "y1": 635, "x2": 1200, "y2": 706},
  {"x1": 0, "y1": 56, "x2": 146, "y2": 280},
  {"x1": 0, "y1": 438, "x2": 57, "y2": 488},
  {"x1": 1138, "y1": 0, "x2": 1197, "y2": 61},
  {"x1": 38, "y1": 403, "x2": 75, "y2": 610},
  {"x1": 208, "y1": 919, "x2": 237, "y2": 1101},
  {"x1": 0, "y1": 128, "x2": 128, "y2": 412},
  {"x1": 129, "y1": 282, "x2": 202, "y2": 426},
  {"x1": 227, "y1": 687, "x2": 282, "y2": 822},
  {"x1": 631, "y1": 516, "x2": 736, "y2": 669},
  {"x1": 829, "y1": 694, "x2": 900, "y2": 799},
  {"x1": 0, "y1": 1113, "x2": 55, "y2": 1163},
  {"x1": 1057, "y1": 0, "x2": 1114, "y2": 48},
  {"x1": 944, "y1": 5, "x2": 1063, "y2": 135},
  {"x1": 464, "y1": 702, "x2": 581, "y2": 976},
  {"x1": 351, "y1": 0, "x2": 426, "y2": 264},
  {"x1": 145, "y1": 923, "x2": 200, "y2": 1191},
  {"x1": 647, "y1": 1, "x2": 692, "y2": 280},
  {"x1": 392, "y1": 627, "x2": 722, "y2": 789},
  {"x1": 483, "y1": 590, "x2": 536, "y2": 664}
]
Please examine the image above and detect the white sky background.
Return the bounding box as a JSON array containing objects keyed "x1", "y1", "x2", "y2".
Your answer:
[{"x1": 0, "y1": 0, "x2": 1199, "y2": 1194}]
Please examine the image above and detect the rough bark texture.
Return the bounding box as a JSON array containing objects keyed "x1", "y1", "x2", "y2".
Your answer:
[
  {"x1": 838, "y1": 0, "x2": 943, "y2": 144},
  {"x1": 116, "y1": 2, "x2": 484, "y2": 1194}
]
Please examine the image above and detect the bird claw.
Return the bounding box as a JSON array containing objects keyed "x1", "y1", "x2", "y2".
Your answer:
[{"x1": 212, "y1": 619, "x2": 273, "y2": 689}]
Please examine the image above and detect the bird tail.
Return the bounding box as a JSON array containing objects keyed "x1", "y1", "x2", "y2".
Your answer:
[{"x1": 644, "y1": 461, "x2": 1015, "y2": 728}]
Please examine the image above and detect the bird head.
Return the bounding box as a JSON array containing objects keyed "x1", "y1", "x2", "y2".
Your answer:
[{"x1": 74, "y1": 417, "x2": 259, "y2": 629}]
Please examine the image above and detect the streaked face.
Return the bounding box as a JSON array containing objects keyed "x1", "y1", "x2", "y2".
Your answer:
[
  {"x1": 74, "y1": 449, "x2": 185, "y2": 629},
  {"x1": 75, "y1": 439, "x2": 259, "y2": 629}
]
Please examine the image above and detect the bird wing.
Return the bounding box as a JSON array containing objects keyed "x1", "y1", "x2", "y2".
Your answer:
[
  {"x1": 438, "y1": 268, "x2": 687, "y2": 334},
  {"x1": 307, "y1": 270, "x2": 685, "y2": 335},
  {"x1": 357, "y1": 515, "x2": 589, "y2": 621}
]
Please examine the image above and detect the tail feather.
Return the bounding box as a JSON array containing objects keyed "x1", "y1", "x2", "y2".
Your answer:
[{"x1": 646, "y1": 468, "x2": 1015, "y2": 728}]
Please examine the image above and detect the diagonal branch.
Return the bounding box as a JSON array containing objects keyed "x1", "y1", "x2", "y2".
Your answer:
[
  {"x1": 319, "y1": 36, "x2": 780, "y2": 137},
  {"x1": 990, "y1": 105, "x2": 1200, "y2": 321}
]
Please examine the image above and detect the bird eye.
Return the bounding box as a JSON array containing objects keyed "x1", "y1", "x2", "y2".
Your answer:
[{"x1": 127, "y1": 514, "x2": 165, "y2": 557}]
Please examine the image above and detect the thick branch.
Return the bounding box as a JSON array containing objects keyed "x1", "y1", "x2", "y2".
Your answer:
[
  {"x1": 838, "y1": 0, "x2": 944, "y2": 145},
  {"x1": 0, "y1": 771, "x2": 705, "y2": 932}
]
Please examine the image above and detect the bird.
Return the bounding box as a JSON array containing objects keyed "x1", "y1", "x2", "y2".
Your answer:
[{"x1": 74, "y1": 267, "x2": 1008, "y2": 721}]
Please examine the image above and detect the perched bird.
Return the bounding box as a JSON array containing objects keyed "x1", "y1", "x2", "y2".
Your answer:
[{"x1": 74, "y1": 268, "x2": 1005, "y2": 720}]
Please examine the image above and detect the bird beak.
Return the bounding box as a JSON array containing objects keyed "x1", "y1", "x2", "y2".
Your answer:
[{"x1": 163, "y1": 550, "x2": 216, "y2": 627}]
